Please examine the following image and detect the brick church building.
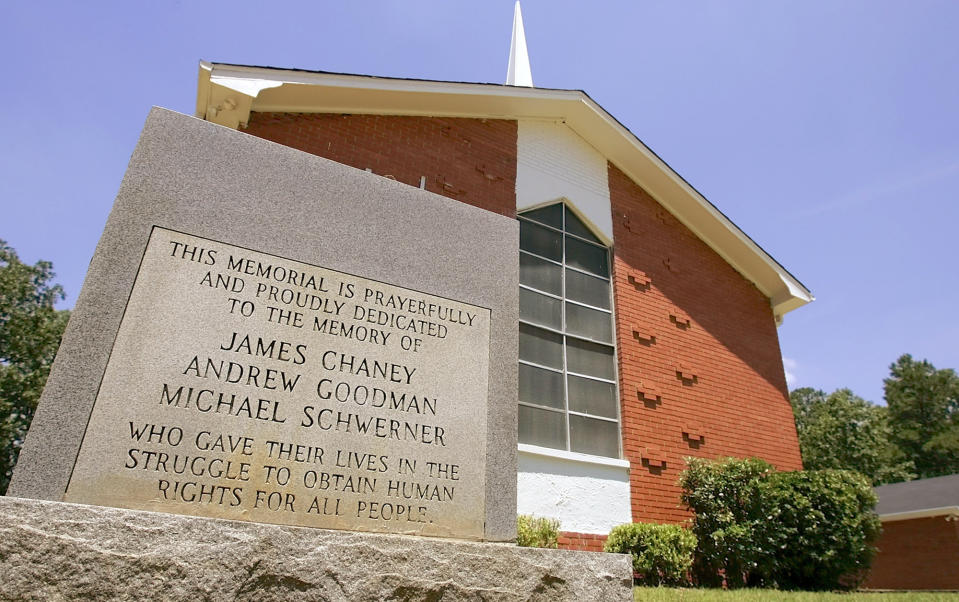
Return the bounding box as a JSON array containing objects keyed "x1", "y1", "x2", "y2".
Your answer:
[{"x1": 193, "y1": 10, "x2": 811, "y2": 549}]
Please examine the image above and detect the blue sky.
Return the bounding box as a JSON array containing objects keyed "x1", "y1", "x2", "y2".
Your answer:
[{"x1": 2, "y1": 1, "x2": 957, "y2": 405}]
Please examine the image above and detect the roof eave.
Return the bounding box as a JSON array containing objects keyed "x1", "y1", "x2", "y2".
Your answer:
[
  {"x1": 879, "y1": 506, "x2": 959, "y2": 523},
  {"x1": 196, "y1": 62, "x2": 814, "y2": 318}
]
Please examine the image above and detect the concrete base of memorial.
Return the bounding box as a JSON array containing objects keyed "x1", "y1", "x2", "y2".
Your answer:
[{"x1": 0, "y1": 496, "x2": 632, "y2": 601}]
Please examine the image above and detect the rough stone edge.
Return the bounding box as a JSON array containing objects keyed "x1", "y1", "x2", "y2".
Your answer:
[
  {"x1": 0, "y1": 496, "x2": 631, "y2": 602},
  {"x1": 8, "y1": 107, "x2": 519, "y2": 541}
]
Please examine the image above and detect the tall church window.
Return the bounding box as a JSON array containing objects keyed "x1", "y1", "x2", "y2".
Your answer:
[{"x1": 518, "y1": 202, "x2": 621, "y2": 458}]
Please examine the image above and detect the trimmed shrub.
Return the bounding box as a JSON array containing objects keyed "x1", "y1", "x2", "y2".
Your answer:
[
  {"x1": 516, "y1": 515, "x2": 560, "y2": 549},
  {"x1": 759, "y1": 470, "x2": 880, "y2": 590},
  {"x1": 605, "y1": 523, "x2": 697, "y2": 586},
  {"x1": 679, "y1": 457, "x2": 882, "y2": 591},
  {"x1": 679, "y1": 457, "x2": 775, "y2": 587}
]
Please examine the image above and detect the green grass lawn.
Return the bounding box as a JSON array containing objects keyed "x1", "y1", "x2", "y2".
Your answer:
[{"x1": 634, "y1": 588, "x2": 959, "y2": 601}]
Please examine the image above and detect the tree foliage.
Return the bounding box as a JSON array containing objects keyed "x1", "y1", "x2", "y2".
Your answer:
[
  {"x1": 884, "y1": 354, "x2": 959, "y2": 479},
  {"x1": 789, "y1": 387, "x2": 914, "y2": 485},
  {"x1": 0, "y1": 240, "x2": 70, "y2": 494}
]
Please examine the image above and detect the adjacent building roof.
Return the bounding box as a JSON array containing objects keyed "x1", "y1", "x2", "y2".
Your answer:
[
  {"x1": 195, "y1": 61, "x2": 814, "y2": 320},
  {"x1": 874, "y1": 474, "x2": 959, "y2": 521}
]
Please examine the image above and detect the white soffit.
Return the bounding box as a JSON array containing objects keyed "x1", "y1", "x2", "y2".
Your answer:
[{"x1": 196, "y1": 62, "x2": 814, "y2": 318}]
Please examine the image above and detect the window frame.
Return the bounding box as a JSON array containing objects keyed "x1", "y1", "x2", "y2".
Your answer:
[{"x1": 517, "y1": 201, "x2": 623, "y2": 459}]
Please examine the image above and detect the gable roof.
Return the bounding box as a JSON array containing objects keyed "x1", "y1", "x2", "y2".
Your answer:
[
  {"x1": 874, "y1": 474, "x2": 959, "y2": 521},
  {"x1": 196, "y1": 61, "x2": 814, "y2": 320}
]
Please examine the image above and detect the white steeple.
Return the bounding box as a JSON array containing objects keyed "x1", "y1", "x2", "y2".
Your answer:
[{"x1": 506, "y1": 1, "x2": 533, "y2": 87}]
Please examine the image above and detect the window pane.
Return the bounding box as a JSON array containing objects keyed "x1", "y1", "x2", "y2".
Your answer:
[
  {"x1": 519, "y1": 364, "x2": 564, "y2": 410},
  {"x1": 566, "y1": 302, "x2": 613, "y2": 343},
  {"x1": 568, "y1": 375, "x2": 617, "y2": 418},
  {"x1": 520, "y1": 221, "x2": 562, "y2": 261},
  {"x1": 520, "y1": 289, "x2": 561, "y2": 330},
  {"x1": 566, "y1": 337, "x2": 615, "y2": 380},
  {"x1": 565, "y1": 236, "x2": 608, "y2": 276},
  {"x1": 522, "y1": 204, "x2": 563, "y2": 229},
  {"x1": 520, "y1": 253, "x2": 561, "y2": 295},
  {"x1": 519, "y1": 405, "x2": 567, "y2": 450},
  {"x1": 519, "y1": 323, "x2": 563, "y2": 369},
  {"x1": 564, "y1": 206, "x2": 602, "y2": 243},
  {"x1": 565, "y1": 269, "x2": 610, "y2": 309},
  {"x1": 569, "y1": 415, "x2": 619, "y2": 458}
]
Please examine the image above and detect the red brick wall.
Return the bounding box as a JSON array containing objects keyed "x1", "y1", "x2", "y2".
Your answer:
[
  {"x1": 864, "y1": 517, "x2": 959, "y2": 590},
  {"x1": 558, "y1": 531, "x2": 608, "y2": 553},
  {"x1": 242, "y1": 113, "x2": 517, "y2": 218},
  {"x1": 609, "y1": 163, "x2": 803, "y2": 524}
]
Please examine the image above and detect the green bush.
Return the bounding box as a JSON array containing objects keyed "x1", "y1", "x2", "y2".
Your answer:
[
  {"x1": 759, "y1": 470, "x2": 880, "y2": 590},
  {"x1": 516, "y1": 514, "x2": 560, "y2": 548},
  {"x1": 679, "y1": 457, "x2": 775, "y2": 588},
  {"x1": 679, "y1": 457, "x2": 882, "y2": 591},
  {"x1": 605, "y1": 523, "x2": 697, "y2": 586}
]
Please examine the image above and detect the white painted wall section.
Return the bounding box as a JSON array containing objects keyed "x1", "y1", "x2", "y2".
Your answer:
[
  {"x1": 517, "y1": 444, "x2": 632, "y2": 535},
  {"x1": 515, "y1": 120, "x2": 613, "y2": 243}
]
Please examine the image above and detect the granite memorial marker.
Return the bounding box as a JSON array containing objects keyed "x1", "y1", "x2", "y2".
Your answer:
[
  {"x1": 3, "y1": 107, "x2": 632, "y2": 600},
  {"x1": 8, "y1": 107, "x2": 515, "y2": 542}
]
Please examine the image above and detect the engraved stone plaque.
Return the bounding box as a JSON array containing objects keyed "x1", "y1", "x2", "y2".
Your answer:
[{"x1": 64, "y1": 227, "x2": 490, "y2": 539}]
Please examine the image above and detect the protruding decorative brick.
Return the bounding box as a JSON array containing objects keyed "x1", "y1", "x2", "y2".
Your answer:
[
  {"x1": 635, "y1": 382, "x2": 663, "y2": 406},
  {"x1": 632, "y1": 325, "x2": 655, "y2": 343},
  {"x1": 628, "y1": 270, "x2": 651, "y2": 288},
  {"x1": 669, "y1": 310, "x2": 691, "y2": 329},
  {"x1": 673, "y1": 362, "x2": 697, "y2": 382},
  {"x1": 641, "y1": 446, "x2": 668, "y2": 469},
  {"x1": 682, "y1": 422, "x2": 706, "y2": 445},
  {"x1": 662, "y1": 256, "x2": 680, "y2": 273}
]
